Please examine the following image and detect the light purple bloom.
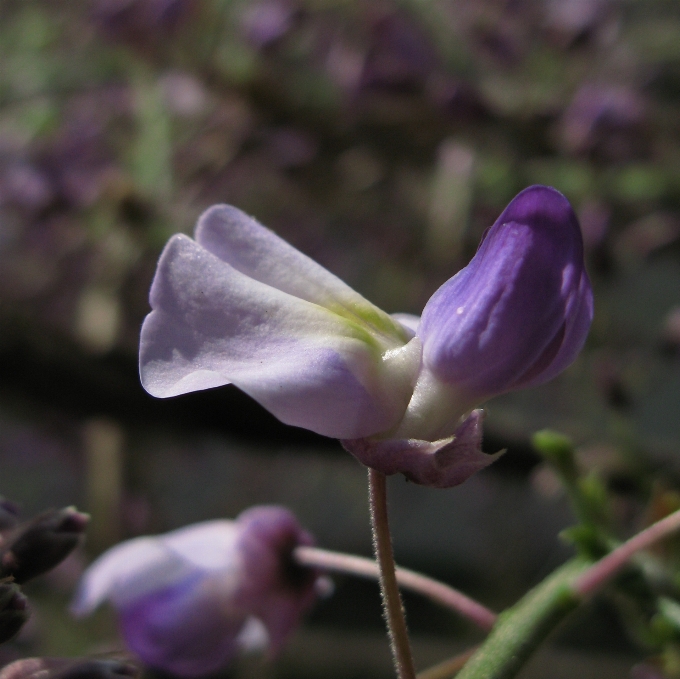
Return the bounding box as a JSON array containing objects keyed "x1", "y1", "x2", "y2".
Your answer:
[
  {"x1": 140, "y1": 185, "x2": 593, "y2": 488},
  {"x1": 71, "y1": 507, "x2": 320, "y2": 678}
]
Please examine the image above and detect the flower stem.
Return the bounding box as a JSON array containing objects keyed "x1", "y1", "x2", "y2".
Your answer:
[
  {"x1": 447, "y1": 506, "x2": 680, "y2": 679},
  {"x1": 574, "y1": 507, "x2": 680, "y2": 596},
  {"x1": 369, "y1": 468, "x2": 417, "y2": 679},
  {"x1": 294, "y1": 546, "x2": 496, "y2": 631},
  {"x1": 454, "y1": 558, "x2": 589, "y2": 679}
]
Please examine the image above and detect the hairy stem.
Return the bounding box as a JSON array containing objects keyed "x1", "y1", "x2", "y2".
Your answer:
[
  {"x1": 294, "y1": 546, "x2": 496, "y2": 631},
  {"x1": 369, "y1": 468, "x2": 417, "y2": 679}
]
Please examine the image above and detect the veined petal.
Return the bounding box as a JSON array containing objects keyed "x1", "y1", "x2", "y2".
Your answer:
[
  {"x1": 419, "y1": 185, "x2": 593, "y2": 399},
  {"x1": 514, "y1": 265, "x2": 593, "y2": 389},
  {"x1": 140, "y1": 235, "x2": 420, "y2": 438},
  {"x1": 195, "y1": 205, "x2": 409, "y2": 343}
]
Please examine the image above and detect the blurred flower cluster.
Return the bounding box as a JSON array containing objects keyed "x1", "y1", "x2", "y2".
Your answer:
[{"x1": 0, "y1": 498, "x2": 137, "y2": 679}]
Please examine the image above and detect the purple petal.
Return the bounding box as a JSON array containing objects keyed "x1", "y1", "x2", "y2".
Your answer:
[
  {"x1": 342, "y1": 410, "x2": 503, "y2": 489},
  {"x1": 234, "y1": 507, "x2": 319, "y2": 654},
  {"x1": 161, "y1": 520, "x2": 239, "y2": 570},
  {"x1": 119, "y1": 572, "x2": 246, "y2": 677},
  {"x1": 419, "y1": 185, "x2": 593, "y2": 400},
  {"x1": 72, "y1": 509, "x2": 322, "y2": 676},
  {"x1": 70, "y1": 537, "x2": 192, "y2": 615}
]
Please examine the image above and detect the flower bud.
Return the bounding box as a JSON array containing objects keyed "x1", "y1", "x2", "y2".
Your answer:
[
  {"x1": 0, "y1": 582, "x2": 29, "y2": 644},
  {"x1": 1, "y1": 508, "x2": 89, "y2": 584}
]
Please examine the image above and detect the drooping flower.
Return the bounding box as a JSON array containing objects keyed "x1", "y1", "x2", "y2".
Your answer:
[
  {"x1": 140, "y1": 185, "x2": 593, "y2": 488},
  {"x1": 71, "y1": 507, "x2": 320, "y2": 678}
]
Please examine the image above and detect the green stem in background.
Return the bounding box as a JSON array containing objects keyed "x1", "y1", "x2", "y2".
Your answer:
[
  {"x1": 369, "y1": 468, "x2": 417, "y2": 679},
  {"x1": 574, "y1": 507, "x2": 680, "y2": 596},
  {"x1": 454, "y1": 558, "x2": 590, "y2": 679},
  {"x1": 433, "y1": 507, "x2": 680, "y2": 679},
  {"x1": 294, "y1": 546, "x2": 496, "y2": 631}
]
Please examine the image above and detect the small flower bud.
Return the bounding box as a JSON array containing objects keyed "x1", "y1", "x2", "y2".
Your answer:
[
  {"x1": 0, "y1": 582, "x2": 29, "y2": 644},
  {"x1": 1, "y1": 508, "x2": 89, "y2": 584}
]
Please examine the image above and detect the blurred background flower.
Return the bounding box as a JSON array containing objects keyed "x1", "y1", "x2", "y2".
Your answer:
[{"x1": 72, "y1": 506, "x2": 321, "y2": 676}]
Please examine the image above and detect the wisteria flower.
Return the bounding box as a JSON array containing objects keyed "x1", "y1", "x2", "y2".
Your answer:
[
  {"x1": 140, "y1": 185, "x2": 593, "y2": 487},
  {"x1": 71, "y1": 507, "x2": 320, "y2": 678}
]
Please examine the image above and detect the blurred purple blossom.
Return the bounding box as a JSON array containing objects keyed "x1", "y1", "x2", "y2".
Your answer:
[
  {"x1": 71, "y1": 507, "x2": 320, "y2": 677},
  {"x1": 559, "y1": 84, "x2": 647, "y2": 160},
  {"x1": 0, "y1": 164, "x2": 53, "y2": 213},
  {"x1": 240, "y1": 0, "x2": 299, "y2": 50},
  {"x1": 139, "y1": 185, "x2": 592, "y2": 488},
  {"x1": 92, "y1": 0, "x2": 195, "y2": 48},
  {"x1": 360, "y1": 11, "x2": 440, "y2": 93},
  {"x1": 543, "y1": 0, "x2": 615, "y2": 48}
]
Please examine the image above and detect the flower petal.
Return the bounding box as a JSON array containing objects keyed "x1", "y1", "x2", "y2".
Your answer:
[
  {"x1": 391, "y1": 313, "x2": 420, "y2": 338},
  {"x1": 139, "y1": 235, "x2": 419, "y2": 438},
  {"x1": 119, "y1": 573, "x2": 246, "y2": 678},
  {"x1": 70, "y1": 537, "x2": 191, "y2": 615},
  {"x1": 195, "y1": 205, "x2": 408, "y2": 342},
  {"x1": 161, "y1": 520, "x2": 239, "y2": 572},
  {"x1": 234, "y1": 507, "x2": 319, "y2": 654},
  {"x1": 342, "y1": 410, "x2": 503, "y2": 488},
  {"x1": 419, "y1": 185, "x2": 592, "y2": 398}
]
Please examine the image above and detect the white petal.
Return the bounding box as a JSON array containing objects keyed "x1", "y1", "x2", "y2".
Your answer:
[
  {"x1": 140, "y1": 235, "x2": 417, "y2": 438},
  {"x1": 195, "y1": 205, "x2": 408, "y2": 342},
  {"x1": 71, "y1": 537, "x2": 191, "y2": 615},
  {"x1": 162, "y1": 520, "x2": 239, "y2": 572},
  {"x1": 236, "y1": 617, "x2": 269, "y2": 653}
]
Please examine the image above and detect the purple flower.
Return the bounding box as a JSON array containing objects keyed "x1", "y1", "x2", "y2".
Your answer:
[
  {"x1": 559, "y1": 84, "x2": 647, "y2": 160},
  {"x1": 71, "y1": 507, "x2": 320, "y2": 677},
  {"x1": 139, "y1": 185, "x2": 593, "y2": 487}
]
